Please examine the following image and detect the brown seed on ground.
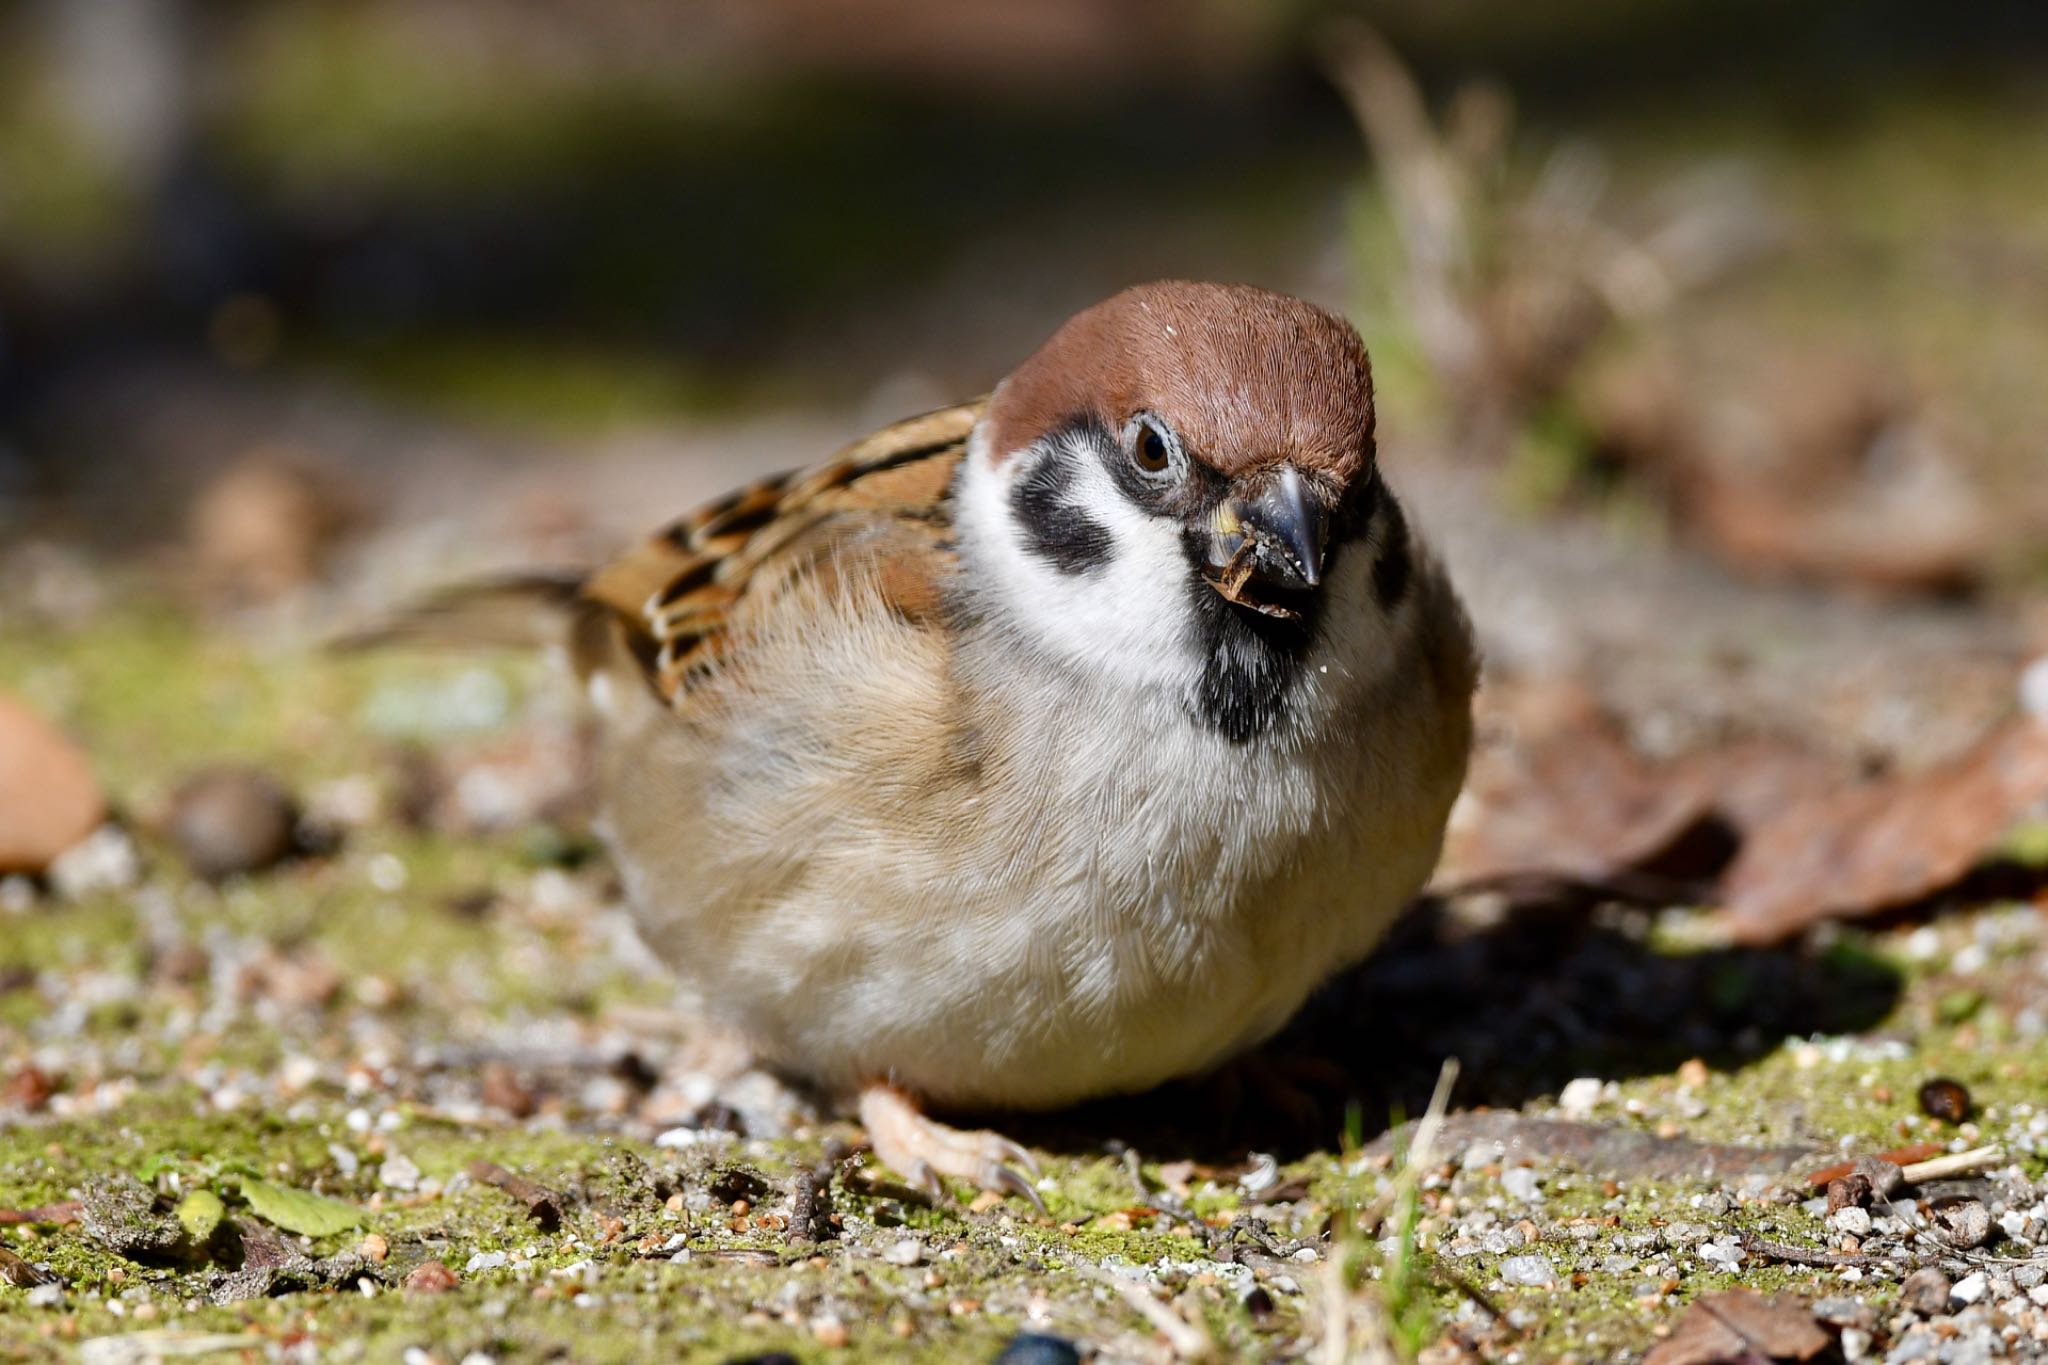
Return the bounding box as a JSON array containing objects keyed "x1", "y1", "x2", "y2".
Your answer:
[
  {"x1": 403, "y1": 1261, "x2": 459, "y2": 1294},
  {"x1": 1917, "y1": 1077, "x2": 1972, "y2": 1123},
  {"x1": 0, "y1": 691, "x2": 105, "y2": 875},
  {"x1": 1825, "y1": 1175, "x2": 1870, "y2": 1213},
  {"x1": 480, "y1": 1062, "x2": 538, "y2": 1119},
  {"x1": 3, "y1": 1065, "x2": 58, "y2": 1112}
]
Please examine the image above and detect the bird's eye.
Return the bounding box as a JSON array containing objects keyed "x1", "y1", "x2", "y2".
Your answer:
[{"x1": 1133, "y1": 421, "x2": 1172, "y2": 474}]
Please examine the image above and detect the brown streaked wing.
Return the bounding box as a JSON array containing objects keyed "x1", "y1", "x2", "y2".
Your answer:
[{"x1": 580, "y1": 399, "x2": 982, "y2": 702}]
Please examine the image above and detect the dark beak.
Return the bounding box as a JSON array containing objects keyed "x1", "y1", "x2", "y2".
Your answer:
[{"x1": 1201, "y1": 466, "x2": 1328, "y2": 617}]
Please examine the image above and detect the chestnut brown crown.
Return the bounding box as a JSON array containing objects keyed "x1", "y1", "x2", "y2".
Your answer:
[{"x1": 984, "y1": 281, "x2": 1377, "y2": 482}]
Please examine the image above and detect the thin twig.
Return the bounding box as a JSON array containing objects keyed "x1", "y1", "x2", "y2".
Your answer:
[
  {"x1": 1739, "y1": 1233, "x2": 1877, "y2": 1268},
  {"x1": 1900, "y1": 1147, "x2": 2003, "y2": 1184},
  {"x1": 466, "y1": 1160, "x2": 565, "y2": 1232}
]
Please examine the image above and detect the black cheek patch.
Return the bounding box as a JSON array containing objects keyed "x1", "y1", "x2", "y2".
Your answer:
[
  {"x1": 1011, "y1": 457, "x2": 1115, "y2": 575},
  {"x1": 1372, "y1": 491, "x2": 1411, "y2": 611}
]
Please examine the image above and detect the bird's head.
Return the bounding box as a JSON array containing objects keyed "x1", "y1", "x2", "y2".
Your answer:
[{"x1": 957, "y1": 281, "x2": 1397, "y2": 737}]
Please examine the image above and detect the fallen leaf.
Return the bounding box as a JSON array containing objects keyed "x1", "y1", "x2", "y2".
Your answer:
[
  {"x1": 1435, "y1": 679, "x2": 1731, "y2": 894},
  {"x1": 0, "y1": 1201, "x2": 80, "y2": 1226},
  {"x1": 1589, "y1": 348, "x2": 1995, "y2": 597},
  {"x1": 1719, "y1": 715, "x2": 2048, "y2": 942},
  {"x1": 238, "y1": 1178, "x2": 360, "y2": 1238},
  {"x1": 1645, "y1": 1289, "x2": 1830, "y2": 1365}
]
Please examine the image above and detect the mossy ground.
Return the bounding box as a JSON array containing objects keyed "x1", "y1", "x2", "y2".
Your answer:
[{"x1": 3, "y1": 596, "x2": 2044, "y2": 1364}]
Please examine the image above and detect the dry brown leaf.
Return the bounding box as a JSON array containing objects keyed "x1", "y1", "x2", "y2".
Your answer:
[
  {"x1": 1719, "y1": 715, "x2": 2048, "y2": 943},
  {"x1": 1644, "y1": 1289, "x2": 1830, "y2": 1365},
  {"x1": 1435, "y1": 679, "x2": 1727, "y2": 893},
  {"x1": 1588, "y1": 349, "x2": 1995, "y2": 597}
]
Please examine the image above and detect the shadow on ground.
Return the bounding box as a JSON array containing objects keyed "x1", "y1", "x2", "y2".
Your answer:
[{"x1": 997, "y1": 896, "x2": 1904, "y2": 1165}]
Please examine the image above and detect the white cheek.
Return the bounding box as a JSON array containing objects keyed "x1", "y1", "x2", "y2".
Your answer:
[{"x1": 956, "y1": 426, "x2": 1199, "y2": 690}]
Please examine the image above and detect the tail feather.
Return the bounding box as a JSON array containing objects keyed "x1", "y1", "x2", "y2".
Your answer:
[{"x1": 333, "y1": 571, "x2": 589, "y2": 653}]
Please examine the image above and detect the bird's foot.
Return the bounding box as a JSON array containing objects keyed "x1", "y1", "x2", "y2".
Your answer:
[{"x1": 858, "y1": 1084, "x2": 1046, "y2": 1215}]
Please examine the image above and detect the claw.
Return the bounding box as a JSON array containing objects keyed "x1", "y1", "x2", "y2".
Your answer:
[
  {"x1": 986, "y1": 1161, "x2": 1049, "y2": 1217},
  {"x1": 993, "y1": 1136, "x2": 1042, "y2": 1180},
  {"x1": 858, "y1": 1084, "x2": 1047, "y2": 1215}
]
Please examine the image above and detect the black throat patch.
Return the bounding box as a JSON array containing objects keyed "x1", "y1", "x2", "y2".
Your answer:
[
  {"x1": 1010, "y1": 453, "x2": 1114, "y2": 575},
  {"x1": 1183, "y1": 563, "x2": 1320, "y2": 744}
]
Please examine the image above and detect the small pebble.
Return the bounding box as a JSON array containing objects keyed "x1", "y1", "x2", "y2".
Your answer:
[
  {"x1": 359, "y1": 1233, "x2": 388, "y2": 1264},
  {"x1": 1698, "y1": 1240, "x2": 1744, "y2": 1268},
  {"x1": 1934, "y1": 1199, "x2": 1992, "y2": 1249},
  {"x1": 1557, "y1": 1077, "x2": 1603, "y2": 1118},
  {"x1": 166, "y1": 767, "x2": 302, "y2": 880},
  {"x1": 1502, "y1": 1167, "x2": 1542, "y2": 1203},
  {"x1": 1813, "y1": 1297, "x2": 1877, "y2": 1331},
  {"x1": 993, "y1": 1334, "x2": 1082, "y2": 1365},
  {"x1": 1899, "y1": 1266, "x2": 1951, "y2": 1315},
  {"x1": 1887, "y1": 1328, "x2": 1937, "y2": 1363},
  {"x1": 1830, "y1": 1207, "x2": 1874, "y2": 1237},
  {"x1": 378, "y1": 1152, "x2": 422, "y2": 1192},
  {"x1": 1828, "y1": 1173, "x2": 1873, "y2": 1212},
  {"x1": 2021, "y1": 653, "x2": 2048, "y2": 719},
  {"x1": 1841, "y1": 1326, "x2": 1872, "y2": 1362},
  {"x1": 1499, "y1": 1255, "x2": 1555, "y2": 1287},
  {"x1": 1950, "y1": 1270, "x2": 1988, "y2": 1305},
  {"x1": 882, "y1": 1239, "x2": 922, "y2": 1267}
]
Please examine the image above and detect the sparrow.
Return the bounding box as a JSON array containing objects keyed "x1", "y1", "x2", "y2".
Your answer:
[{"x1": 388, "y1": 282, "x2": 1476, "y2": 1206}]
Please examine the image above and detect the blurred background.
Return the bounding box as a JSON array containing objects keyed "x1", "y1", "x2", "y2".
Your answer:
[
  {"x1": 3, "y1": 0, "x2": 2045, "y2": 604},
  {"x1": 3, "y1": 0, "x2": 2048, "y2": 893}
]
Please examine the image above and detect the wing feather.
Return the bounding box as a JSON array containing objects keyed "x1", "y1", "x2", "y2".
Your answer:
[{"x1": 580, "y1": 399, "x2": 981, "y2": 703}]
